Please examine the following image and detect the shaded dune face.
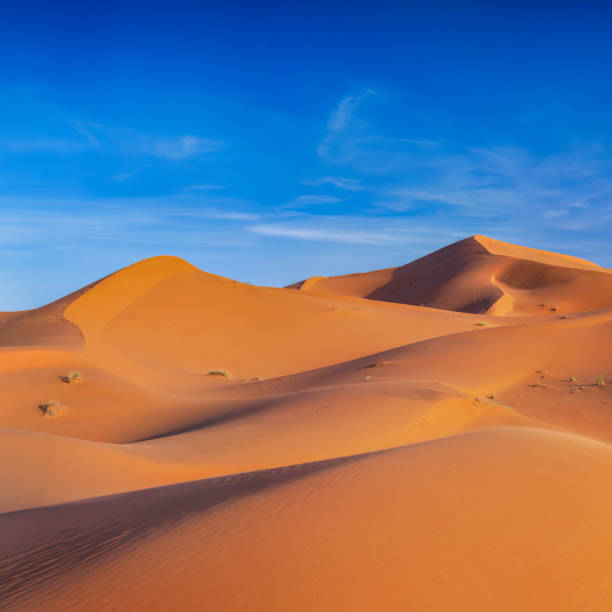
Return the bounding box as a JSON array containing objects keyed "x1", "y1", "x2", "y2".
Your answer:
[
  {"x1": 0, "y1": 236, "x2": 611, "y2": 611},
  {"x1": 4, "y1": 430, "x2": 612, "y2": 612},
  {"x1": 57, "y1": 255, "x2": 498, "y2": 382},
  {"x1": 0, "y1": 298, "x2": 85, "y2": 349},
  {"x1": 290, "y1": 235, "x2": 612, "y2": 315}
]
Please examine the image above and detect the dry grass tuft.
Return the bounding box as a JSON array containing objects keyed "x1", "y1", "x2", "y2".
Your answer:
[
  {"x1": 208, "y1": 369, "x2": 230, "y2": 378},
  {"x1": 39, "y1": 400, "x2": 62, "y2": 417},
  {"x1": 64, "y1": 371, "x2": 82, "y2": 384}
]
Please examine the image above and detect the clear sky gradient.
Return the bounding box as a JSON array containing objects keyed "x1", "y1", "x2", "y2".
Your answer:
[{"x1": 1, "y1": 1, "x2": 611, "y2": 308}]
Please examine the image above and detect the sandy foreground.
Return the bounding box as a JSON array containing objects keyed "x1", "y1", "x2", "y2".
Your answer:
[{"x1": 1, "y1": 235, "x2": 611, "y2": 611}]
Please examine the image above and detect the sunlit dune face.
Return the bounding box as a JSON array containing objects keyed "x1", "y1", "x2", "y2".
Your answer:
[{"x1": 1, "y1": 236, "x2": 611, "y2": 611}]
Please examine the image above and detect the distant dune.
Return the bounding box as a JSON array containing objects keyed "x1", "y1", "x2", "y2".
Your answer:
[
  {"x1": 289, "y1": 235, "x2": 612, "y2": 316},
  {"x1": 1, "y1": 236, "x2": 611, "y2": 611}
]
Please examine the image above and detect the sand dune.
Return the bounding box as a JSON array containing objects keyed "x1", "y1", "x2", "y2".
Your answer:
[
  {"x1": 63, "y1": 255, "x2": 501, "y2": 383},
  {"x1": 0, "y1": 235, "x2": 610, "y2": 610},
  {"x1": 289, "y1": 235, "x2": 612, "y2": 316},
  {"x1": 4, "y1": 429, "x2": 612, "y2": 611}
]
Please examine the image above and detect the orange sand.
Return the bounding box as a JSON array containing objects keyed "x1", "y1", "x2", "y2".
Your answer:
[
  {"x1": 0, "y1": 235, "x2": 611, "y2": 611},
  {"x1": 290, "y1": 235, "x2": 612, "y2": 316}
]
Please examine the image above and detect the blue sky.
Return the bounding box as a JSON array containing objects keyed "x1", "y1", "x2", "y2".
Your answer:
[{"x1": 1, "y1": 1, "x2": 611, "y2": 309}]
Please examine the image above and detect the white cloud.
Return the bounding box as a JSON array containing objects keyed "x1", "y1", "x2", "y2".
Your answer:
[
  {"x1": 0, "y1": 194, "x2": 261, "y2": 246},
  {"x1": 248, "y1": 223, "x2": 398, "y2": 245},
  {"x1": 383, "y1": 146, "x2": 612, "y2": 222},
  {"x1": 315, "y1": 91, "x2": 612, "y2": 231},
  {"x1": 301, "y1": 176, "x2": 364, "y2": 191},
  {"x1": 1, "y1": 121, "x2": 224, "y2": 161},
  {"x1": 149, "y1": 134, "x2": 223, "y2": 160},
  {"x1": 0, "y1": 138, "x2": 89, "y2": 153},
  {"x1": 317, "y1": 89, "x2": 375, "y2": 161},
  {"x1": 111, "y1": 169, "x2": 142, "y2": 182},
  {"x1": 286, "y1": 194, "x2": 341, "y2": 207},
  {"x1": 71, "y1": 120, "x2": 103, "y2": 149},
  {"x1": 184, "y1": 184, "x2": 224, "y2": 191},
  {"x1": 326, "y1": 89, "x2": 374, "y2": 133},
  {"x1": 197, "y1": 211, "x2": 260, "y2": 221}
]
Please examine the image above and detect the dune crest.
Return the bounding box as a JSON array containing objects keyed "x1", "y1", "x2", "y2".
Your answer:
[
  {"x1": 64, "y1": 256, "x2": 199, "y2": 336},
  {"x1": 1, "y1": 235, "x2": 611, "y2": 611},
  {"x1": 289, "y1": 235, "x2": 612, "y2": 316}
]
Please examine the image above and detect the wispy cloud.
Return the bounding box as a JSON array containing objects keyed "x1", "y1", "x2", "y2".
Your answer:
[
  {"x1": 189, "y1": 210, "x2": 260, "y2": 221},
  {"x1": 326, "y1": 89, "x2": 375, "y2": 134},
  {"x1": 281, "y1": 194, "x2": 341, "y2": 209},
  {"x1": 0, "y1": 138, "x2": 89, "y2": 153},
  {"x1": 248, "y1": 223, "x2": 398, "y2": 245},
  {"x1": 376, "y1": 145, "x2": 612, "y2": 225},
  {"x1": 301, "y1": 176, "x2": 364, "y2": 191},
  {"x1": 183, "y1": 184, "x2": 224, "y2": 191},
  {"x1": 0, "y1": 121, "x2": 223, "y2": 161},
  {"x1": 0, "y1": 194, "x2": 260, "y2": 245},
  {"x1": 317, "y1": 89, "x2": 375, "y2": 163},
  {"x1": 88, "y1": 123, "x2": 223, "y2": 160},
  {"x1": 71, "y1": 120, "x2": 103, "y2": 149},
  {"x1": 148, "y1": 134, "x2": 222, "y2": 159},
  {"x1": 315, "y1": 90, "x2": 612, "y2": 233},
  {"x1": 111, "y1": 169, "x2": 143, "y2": 182}
]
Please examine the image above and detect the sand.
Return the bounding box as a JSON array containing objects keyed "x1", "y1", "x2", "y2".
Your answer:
[
  {"x1": 0, "y1": 235, "x2": 610, "y2": 611},
  {"x1": 290, "y1": 235, "x2": 612, "y2": 315}
]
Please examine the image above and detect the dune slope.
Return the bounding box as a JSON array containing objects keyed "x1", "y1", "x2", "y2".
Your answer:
[
  {"x1": 3, "y1": 429, "x2": 612, "y2": 611},
  {"x1": 1, "y1": 235, "x2": 611, "y2": 611},
  {"x1": 289, "y1": 235, "x2": 612, "y2": 316}
]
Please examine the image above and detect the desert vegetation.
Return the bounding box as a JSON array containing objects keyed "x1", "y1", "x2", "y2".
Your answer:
[
  {"x1": 64, "y1": 371, "x2": 82, "y2": 384},
  {"x1": 39, "y1": 400, "x2": 62, "y2": 417},
  {"x1": 208, "y1": 369, "x2": 230, "y2": 378}
]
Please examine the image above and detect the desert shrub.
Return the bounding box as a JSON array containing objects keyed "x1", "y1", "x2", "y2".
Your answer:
[
  {"x1": 596, "y1": 376, "x2": 606, "y2": 387},
  {"x1": 208, "y1": 369, "x2": 230, "y2": 378},
  {"x1": 569, "y1": 376, "x2": 577, "y2": 383},
  {"x1": 66, "y1": 371, "x2": 82, "y2": 384},
  {"x1": 39, "y1": 400, "x2": 62, "y2": 417}
]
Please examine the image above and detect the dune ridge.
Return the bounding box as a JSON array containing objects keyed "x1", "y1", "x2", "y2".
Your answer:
[
  {"x1": 0, "y1": 235, "x2": 610, "y2": 611},
  {"x1": 289, "y1": 235, "x2": 612, "y2": 315}
]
